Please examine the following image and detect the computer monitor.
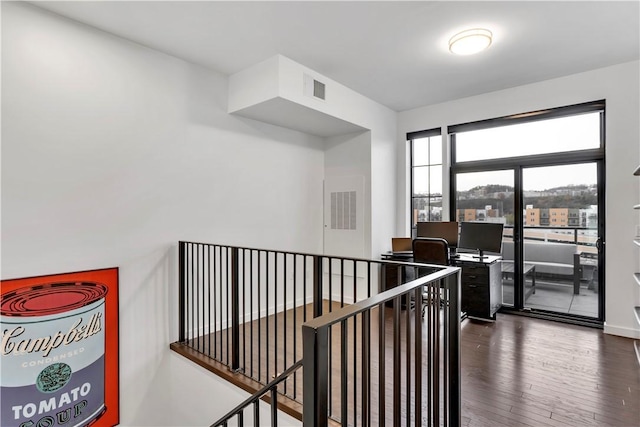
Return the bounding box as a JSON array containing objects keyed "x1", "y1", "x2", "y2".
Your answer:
[
  {"x1": 458, "y1": 222, "x2": 504, "y2": 259},
  {"x1": 416, "y1": 221, "x2": 459, "y2": 248}
]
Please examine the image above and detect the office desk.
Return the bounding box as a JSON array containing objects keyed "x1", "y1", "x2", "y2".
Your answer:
[
  {"x1": 381, "y1": 251, "x2": 413, "y2": 261},
  {"x1": 381, "y1": 251, "x2": 502, "y2": 321}
]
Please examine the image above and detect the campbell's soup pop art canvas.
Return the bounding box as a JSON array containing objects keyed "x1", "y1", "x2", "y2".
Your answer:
[{"x1": 1, "y1": 268, "x2": 119, "y2": 427}]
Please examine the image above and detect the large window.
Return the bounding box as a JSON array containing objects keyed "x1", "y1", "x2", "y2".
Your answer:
[
  {"x1": 455, "y1": 112, "x2": 601, "y2": 162},
  {"x1": 449, "y1": 100, "x2": 605, "y2": 323},
  {"x1": 408, "y1": 129, "x2": 442, "y2": 234}
]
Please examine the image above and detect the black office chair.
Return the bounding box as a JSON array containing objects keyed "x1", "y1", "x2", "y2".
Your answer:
[{"x1": 412, "y1": 237, "x2": 450, "y2": 316}]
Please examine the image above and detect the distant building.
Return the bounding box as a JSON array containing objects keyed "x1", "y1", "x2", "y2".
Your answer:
[
  {"x1": 525, "y1": 208, "x2": 540, "y2": 226},
  {"x1": 580, "y1": 205, "x2": 598, "y2": 228},
  {"x1": 540, "y1": 209, "x2": 550, "y2": 226},
  {"x1": 456, "y1": 206, "x2": 500, "y2": 222},
  {"x1": 567, "y1": 209, "x2": 580, "y2": 227},
  {"x1": 526, "y1": 207, "x2": 578, "y2": 227},
  {"x1": 457, "y1": 205, "x2": 585, "y2": 227},
  {"x1": 456, "y1": 209, "x2": 478, "y2": 222},
  {"x1": 414, "y1": 204, "x2": 443, "y2": 223},
  {"x1": 549, "y1": 208, "x2": 580, "y2": 226}
]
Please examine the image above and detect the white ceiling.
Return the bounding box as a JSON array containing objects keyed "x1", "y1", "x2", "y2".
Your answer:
[{"x1": 29, "y1": 1, "x2": 640, "y2": 112}]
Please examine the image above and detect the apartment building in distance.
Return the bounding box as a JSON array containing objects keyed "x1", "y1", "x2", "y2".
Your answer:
[
  {"x1": 525, "y1": 207, "x2": 580, "y2": 227},
  {"x1": 455, "y1": 206, "x2": 502, "y2": 223},
  {"x1": 456, "y1": 206, "x2": 588, "y2": 228}
]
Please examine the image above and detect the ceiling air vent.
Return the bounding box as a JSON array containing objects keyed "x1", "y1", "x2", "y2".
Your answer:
[
  {"x1": 304, "y1": 74, "x2": 326, "y2": 100},
  {"x1": 313, "y1": 79, "x2": 325, "y2": 100}
]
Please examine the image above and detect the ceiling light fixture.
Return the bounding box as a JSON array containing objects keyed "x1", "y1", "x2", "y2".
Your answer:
[{"x1": 449, "y1": 28, "x2": 493, "y2": 55}]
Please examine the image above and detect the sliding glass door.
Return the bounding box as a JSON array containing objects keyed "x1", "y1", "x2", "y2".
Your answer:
[
  {"x1": 521, "y1": 163, "x2": 600, "y2": 318},
  {"x1": 450, "y1": 101, "x2": 605, "y2": 324}
]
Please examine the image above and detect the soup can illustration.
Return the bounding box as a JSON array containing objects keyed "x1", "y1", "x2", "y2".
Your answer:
[{"x1": 1, "y1": 282, "x2": 108, "y2": 427}]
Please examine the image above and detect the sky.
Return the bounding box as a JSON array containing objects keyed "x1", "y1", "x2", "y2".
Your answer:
[{"x1": 453, "y1": 112, "x2": 600, "y2": 191}]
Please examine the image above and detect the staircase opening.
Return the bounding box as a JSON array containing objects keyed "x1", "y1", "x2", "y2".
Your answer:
[{"x1": 170, "y1": 241, "x2": 462, "y2": 426}]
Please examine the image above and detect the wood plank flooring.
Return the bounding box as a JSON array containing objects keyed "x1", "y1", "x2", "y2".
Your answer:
[
  {"x1": 172, "y1": 308, "x2": 640, "y2": 426},
  {"x1": 460, "y1": 314, "x2": 639, "y2": 427}
]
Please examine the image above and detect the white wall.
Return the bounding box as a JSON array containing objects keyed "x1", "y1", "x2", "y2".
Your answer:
[
  {"x1": 370, "y1": 123, "x2": 399, "y2": 257},
  {"x1": 135, "y1": 352, "x2": 300, "y2": 426},
  {"x1": 1, "y1": 2, "x2": 319, "y2": 425},
  {"x1": 275, "y1": 55, "x2": 399, "y2": 259},
  {"x1": 324, "y1": 131, "x2": 371, "y2": 257},
  {"x1": 397, "y1": 61, "x2": 640, "y2": 338},
  {"x1": 227, "y1": 54, "x2": 398, "y2": 259}
]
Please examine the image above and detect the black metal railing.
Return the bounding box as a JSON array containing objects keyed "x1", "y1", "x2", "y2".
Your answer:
[
  {"x1": 211, "y1": 360, "x2": 304, "y2": 427},
  {"x1": 175, "y1": 241, "x2": 461, "y2": 426},
  {"x1": 303, "y1": 266, "x2": 461, "y2": 427},
  {"x1": 178, "y1": 241, "x2": 385, "y2": 397}
]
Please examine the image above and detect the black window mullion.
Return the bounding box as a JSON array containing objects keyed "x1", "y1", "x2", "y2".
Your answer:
[
  {"x1": 447, "y1": 99, "x2": 605, "y2": 135},
  {"x1": 408, "y1": 128, "x2": 442, "y2": 230}
]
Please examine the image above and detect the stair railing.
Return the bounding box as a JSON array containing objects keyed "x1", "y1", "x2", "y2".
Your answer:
[
  {"x1": 302, "y1": 265, "x2": 461, "y2": 427},
  {"x1": 211, "y1": 359, "x2": 303, "y2": 427}
]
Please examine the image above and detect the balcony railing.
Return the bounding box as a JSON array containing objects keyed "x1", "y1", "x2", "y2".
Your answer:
[
  {"x1": 172, "y1": 241, "x2": 461, "y2": 426},
  {"x1": 503, "y1": 225, "x2": 598, "y2": 252}
]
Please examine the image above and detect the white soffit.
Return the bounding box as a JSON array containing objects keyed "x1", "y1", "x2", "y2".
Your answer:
[
  {"x1": 228, "y1": 56, "x2": 368, "y2": 137},
  {"x1": 233, "y1": 97, "x2": 366, "y2": 138}
]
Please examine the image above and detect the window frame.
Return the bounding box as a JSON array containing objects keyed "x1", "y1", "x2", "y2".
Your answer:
[
  {"x1": 449, "y1": 100, "x2": 605, "y2": 172},
  {"x1": 446, "y1": 99, "x2": 606, "y2": 325},
  {"x1": 408, "y1": 128, "x2": 442, "y2": 235},
  {"x1": 449, "y1": 100, "x2": 605, "y2": 218}
]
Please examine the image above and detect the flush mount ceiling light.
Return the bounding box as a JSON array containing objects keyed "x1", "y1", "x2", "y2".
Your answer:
[{"x1": 449, "y1": 28, "x2": 493, "y2": 55}]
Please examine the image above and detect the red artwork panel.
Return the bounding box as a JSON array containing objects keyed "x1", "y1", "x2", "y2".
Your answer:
[{"x1": 1, "y1": 268, "x2": 119, "y2": 427}]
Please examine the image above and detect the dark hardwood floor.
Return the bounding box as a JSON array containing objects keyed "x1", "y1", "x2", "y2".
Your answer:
[
  {"x1": 460, "y1": 314, "x2": 640, "y2": 427},
  {"x1": 172, "y1": 307, "x2": 640, "y2": 426}
]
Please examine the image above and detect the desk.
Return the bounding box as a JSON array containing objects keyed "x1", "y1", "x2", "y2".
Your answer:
[
  {"x1": 381, "y1": 251, "x2": 413, "y2": 261},
  {"x1": 381, "y1": 251, "x2": 502, "y2": 321}
]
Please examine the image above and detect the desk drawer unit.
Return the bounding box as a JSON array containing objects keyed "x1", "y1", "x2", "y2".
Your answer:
[
  {"x1": 459, "y1": 261, "x2": 502, "y2": 320},
  {"x1": 462, "y1": 266, "x2": 488, "y2": 283}
]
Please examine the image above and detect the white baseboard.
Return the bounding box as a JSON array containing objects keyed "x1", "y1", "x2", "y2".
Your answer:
[
  {"x1": 603, "y1": 323, "x2": 640, "y2": 339},
  {"x1": 187, "y1": 295, "x2": 315, "y2": 338},
  {"x1": 253, "y1": 295, "x2": 313, "y2": 321}
]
